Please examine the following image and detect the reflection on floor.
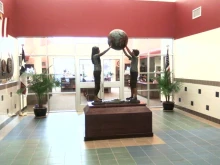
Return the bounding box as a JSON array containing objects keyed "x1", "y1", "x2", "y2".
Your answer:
[{"x1": 1, "y1": 108, "x2": 220, "y2": 165}]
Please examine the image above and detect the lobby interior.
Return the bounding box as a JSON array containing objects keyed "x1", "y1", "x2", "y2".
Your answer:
[{"x1": 1, "y1": 0, "x2": 220, "y2": 165}]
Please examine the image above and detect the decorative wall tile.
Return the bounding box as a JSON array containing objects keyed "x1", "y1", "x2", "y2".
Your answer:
[{"x1": 206, "y1": 105, "x2": 209, "y2": 111}]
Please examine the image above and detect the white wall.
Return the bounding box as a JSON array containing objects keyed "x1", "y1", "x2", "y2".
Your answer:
[
  {"x1": 174, "y1": 28, "x2": 220, "y2": 119},
  {"x1": 174, "y1": 28, "x2": 220, "y2": 81},
  {"x1": 0, "y1": 36, "x2": 21, "y2": 115}
]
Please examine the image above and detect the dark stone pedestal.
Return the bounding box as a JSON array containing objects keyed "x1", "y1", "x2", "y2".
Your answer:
[{"x1": 84, "y1": 102, "x2": 153, "y2": 141}]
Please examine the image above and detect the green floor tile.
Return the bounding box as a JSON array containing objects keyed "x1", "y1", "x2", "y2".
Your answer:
[
  {"x1": 149, "y1": 155, "x2": 169, "y2": 162},
  {"x1": 166, "y1": 153, "x2": 185, "y2": 161},
  {"x1": 0, "y1": 159, "x2": 14, "y2": 165},
  {"x1": 189, "y1": 159, "x2": 210, "y2": 165},
  {"x1": 81, "y1": 149, "x2": 97, "y2": 155},
  {"x1": 82, "y1": 154, "x2": 98, "y2": 161},
  {"x1": 97, "y1": 148, "x2": 112, "y2": 154},
  {"x1": 29, "y1": 159, "x2": 47, "y2": 165},
  {"x1": 2, "y1": 110, "x2": 220, "y2": 165},
  {"x1": 171, "y1": 160, "x2": 192, "y2": 165},
  {"x1": 100, "y1": 159, "x2": 118, "y2": 165},
  {"x1": 11, "y1": 159, "x2": 30, "y2": 165},
  {"x1": 129, "y1": 151, "x2": 146, "y2": 157},
  {"x1": 81, "y1": 160, "x2": 100, "y2": 165},
  {"x1": 114, "y1": 152, "x2": 131, "y2": 159},
  {"x1": 133, "y1": 156, "x2": 153, "y2": 164},
  {"x1": 111, "y1": 147, "x2": 128, "y2": 153},
  {"x1": 98, "y1": 153, "x2": 115, "y2": 161},
  {"x1": 117, "y1": 158, "x2": 136, "y2": 165},
  {"x1": 153, "y1": 161, "x2": 173, "y2": 165}
]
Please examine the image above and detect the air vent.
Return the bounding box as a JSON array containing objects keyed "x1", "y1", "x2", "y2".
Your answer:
[
  {"x1": 0, "y1": 1, "x2": 4, "y2": 14},
  {"x1": 192, "y1": 7, "x2": 202, "y2": 19}
]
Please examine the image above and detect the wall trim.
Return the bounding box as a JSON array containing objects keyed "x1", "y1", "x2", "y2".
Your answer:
[
  {"x1": 175, "y1": 105, "x2": 220, "y2": 124},
  {"x1": 0, "y1": 81, "x2": 18, "y2": 90},
  {"x1": 175, "y1": 78, "x2": 220, "y2": 87}
]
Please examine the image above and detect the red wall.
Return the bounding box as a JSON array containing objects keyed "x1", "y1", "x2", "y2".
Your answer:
[
  {"x1": 175, "y1": 0, "x2": 220, "y2": 39},
  {"x1": 1, "y1": 0, "x2": 16, "y2": 36},
  {"x1": 2, "y1": 0, "x2": 220, "y2": 39},
  {"x1": 14, "y1": 0, "x2": 175, "y2": 38}
]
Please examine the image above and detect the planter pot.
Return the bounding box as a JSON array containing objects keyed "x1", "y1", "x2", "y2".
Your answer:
[
  {"x1": 163, "y1": 102, "x2": 174, "y2": 111},
  {"x1": 33, "y1": 107, "x2": 47, "y2": 118}
]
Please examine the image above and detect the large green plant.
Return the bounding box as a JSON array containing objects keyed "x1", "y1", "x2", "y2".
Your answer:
[
  {"x1": 155, "y1": 69, "x2": 182, "y2": 102},
  {"x1": 17, "y1": 70, "x2": 60, "y2": 108}
]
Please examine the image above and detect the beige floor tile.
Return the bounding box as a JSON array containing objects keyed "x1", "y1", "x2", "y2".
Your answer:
[
  {"x1": 121, "y1": 138, "x2": 138, "y2": 146},
  {"x1": 134, "y1": 137, "x2": 151, "y2": 142},
  {"x1": 122, "y1": 141, "x2": 138, "y2": 146},
  {"x1": 109, "y1": 143, "x2": 124, "y2": 147},
  {"x1": 147, "y1": 137, "x2": 165, "y2": 144},
  {"x1": 82, "y1": 141, "x2": 95, "y2": 149},
  {"x1": 95, "y1": 142, "x2": 110, "y2": 148},
  {"x1": 136, "y1": 141, "x2": 151, "y2": 145},
  {"x1": 108, "y1": 139, "x2": 121, "y2": 143},
  {"x1": 120, "y1": 138, "x2": 135, "y2": 142},
  {"x1": 108, "y1": 141, "x2": 123, "y2": 147},
  {"x1": 94, "y1": 140, "x2": 108, "y2": 144}
]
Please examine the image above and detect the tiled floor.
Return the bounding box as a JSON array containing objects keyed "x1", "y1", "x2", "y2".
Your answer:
[{"x1": 0, "y1": 108, "x2": 220, "y2": 165}]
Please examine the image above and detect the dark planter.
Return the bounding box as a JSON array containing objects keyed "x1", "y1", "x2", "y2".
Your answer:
[
  {"x1": 163, "y1": 101, "x2": 174, "y2": 111},
  {"x1": 33, "y1": 107, "x2": 47, "y2": 118}
]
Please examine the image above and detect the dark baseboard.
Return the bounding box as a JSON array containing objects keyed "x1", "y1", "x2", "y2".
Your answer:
[{"x1": 175, "y1": 105, "x2": 220, "y2": 124}]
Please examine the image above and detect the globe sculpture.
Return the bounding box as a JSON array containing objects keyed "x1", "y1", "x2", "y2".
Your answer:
[{"x1": 108, "y1": 29, "x2": 128, "y2": 50}]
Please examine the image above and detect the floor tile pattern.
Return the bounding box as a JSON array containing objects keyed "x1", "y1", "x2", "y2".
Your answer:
[{"x1": 0, "y1": 108, "x2": 220, "y2": 165}]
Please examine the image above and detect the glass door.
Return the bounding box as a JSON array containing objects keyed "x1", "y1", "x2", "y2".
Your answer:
[
  {"x1": 101, "y1": 56, "x2": 123, "y2": 101},
  {"x1": 48, "y1": 56, "x2": 76, "y2": 112},
  {"x1": 75, "y1": 54, "x2": 124, "y2": 111},
  {"x1": 75, "y1": 56, "x2": 95, "y2": 111}
]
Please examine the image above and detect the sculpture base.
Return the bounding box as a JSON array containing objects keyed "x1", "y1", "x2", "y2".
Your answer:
[{"x1": 84, "y1": 102, "x2": 153, "y2": 141}]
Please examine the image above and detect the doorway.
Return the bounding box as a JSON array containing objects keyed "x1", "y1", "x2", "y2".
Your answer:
[
  {"x1": 48, "y1": 56, "x2": 76, "y2": 112},
  {"x1": 75, "y1": 53, "x2": 124, "y2": 111}
]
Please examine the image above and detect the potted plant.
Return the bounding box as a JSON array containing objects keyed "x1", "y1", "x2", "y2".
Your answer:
[
  {"x1": 155, "y1": 69, "x2": 182, "y2": 111},
  {"x1": 17, "y1": 68, "x2": 60, "y2": 118}
]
